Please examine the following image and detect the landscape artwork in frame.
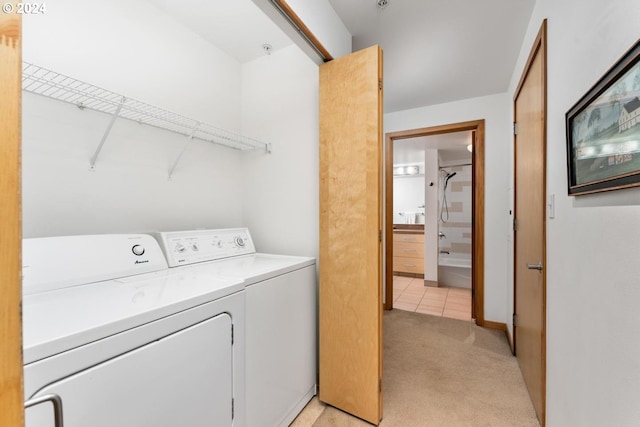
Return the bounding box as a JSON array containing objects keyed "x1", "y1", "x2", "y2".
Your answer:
[{"x1": 566, "y1": 38, "x2": 640, "y2": 195}]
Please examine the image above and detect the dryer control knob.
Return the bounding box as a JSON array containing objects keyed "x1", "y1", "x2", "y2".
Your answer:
[
  {"x1": 132, "y1": 244, "x2": 145, "y2": 256},
  {"x1": 234, "y1": 236, "x2": 245, "y2": 247},
  {"x1": 175, "y1": 243, "x2": 186, "y2": 253}
]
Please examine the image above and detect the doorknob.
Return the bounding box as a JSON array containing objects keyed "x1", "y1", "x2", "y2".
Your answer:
[{"x1": 526, "y1": 261, "x2": 543, "y2": 271}]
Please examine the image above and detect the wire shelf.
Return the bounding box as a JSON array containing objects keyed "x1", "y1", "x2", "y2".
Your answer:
[{"x1": 22, "y1": 62, "x2": 270, "y2": 153}]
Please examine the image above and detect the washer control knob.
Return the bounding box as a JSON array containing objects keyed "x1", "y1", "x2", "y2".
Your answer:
[
  {"x1": 132, "y1": 244, "x2": 145, "y2": 256},
  {"x1": 234, "y1": 236, "x2": 245, "y2": 247},
  {"x1": 175, "y1": 243, "x2": 186, "y2": 253},
  {"x1": 191, "y1": 243, "x2": 199, "y2": 251},
  {"x1": 217, "y1": 240, "x2": 224, "y2": 248}
]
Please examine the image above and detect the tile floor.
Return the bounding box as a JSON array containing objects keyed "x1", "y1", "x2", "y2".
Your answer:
[{"x1": 393, "y1": 275, "x2": 472, "y2": 321}]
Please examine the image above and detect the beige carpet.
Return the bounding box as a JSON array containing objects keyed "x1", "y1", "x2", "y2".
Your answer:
[{"x1": 295, "y1": 310, "x2": 540, "y2": 427}]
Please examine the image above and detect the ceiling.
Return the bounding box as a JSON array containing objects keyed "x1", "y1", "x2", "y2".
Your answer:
[
  {"x1": 326, "y1": 0, "x2": 536, "y2": 112},
  {"x1": 145, "y1": 0, "x2": 536, "y2": 113},
  {"x1": 146, "y1": 0, "x2": 292, "y2": 63}
]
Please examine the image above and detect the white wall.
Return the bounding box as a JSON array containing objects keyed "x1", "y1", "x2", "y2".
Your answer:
[
  {"x1": 508, "y1": 1, "x2": 640, "y2": 425},
  {"x1": 22, "y1": 94, "x2": 244, "y2": 237},
  {"x1": 385, "y1": 93, "x2": 512, "y2": 323},
  {"x1": 24, "y1": 0, "x2": 242, "y2": 129},
  {"x1": 424, "y1": 149, "x2": 440, "y2": 282},
  {"x1": 241, "y1": 45, "x2": 319, "y2": 257},
  {"x1": 22, "y1": 0, "x2": 245, "y2": 237}
]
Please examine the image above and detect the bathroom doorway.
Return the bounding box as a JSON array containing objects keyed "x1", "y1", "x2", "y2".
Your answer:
[{"x1": 384, "y1": 120, "x2": 487, "y2": 327}]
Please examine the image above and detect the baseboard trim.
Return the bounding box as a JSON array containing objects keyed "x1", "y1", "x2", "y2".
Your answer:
[
  {"x1": 479, "y1": 320, "x2": 514, "y2": 354},
  {"x1": 394, "y1": 272, "x2": 425, "y2": 279},
  {"x1": 482, "y1": 320, "x2": 507, "y2": 331},
  {"x1": 506, "y1": 328, "x2": 515, "y2": 354}
]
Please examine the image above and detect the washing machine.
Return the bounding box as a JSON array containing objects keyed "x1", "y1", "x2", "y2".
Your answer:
[
  {"x1": 153, "y1": 228, "x2": 317, "y2": 427},
  {"x1": 22, "y1": 234, "x2": 246, "y2": 427}
]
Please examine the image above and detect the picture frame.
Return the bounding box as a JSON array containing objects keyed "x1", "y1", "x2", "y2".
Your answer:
[{"x1": 565, "y1": 38, "x2": 640, "y2": 195}]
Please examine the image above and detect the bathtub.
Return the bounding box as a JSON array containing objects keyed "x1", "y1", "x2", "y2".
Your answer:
[{"x1": 438, "y1": 252, "x2": 471, "y2": 288}]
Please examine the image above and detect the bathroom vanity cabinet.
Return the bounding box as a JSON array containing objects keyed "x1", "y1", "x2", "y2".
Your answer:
[{"x1": 392, "y1": 228, "x2": 425, "y2": 277}]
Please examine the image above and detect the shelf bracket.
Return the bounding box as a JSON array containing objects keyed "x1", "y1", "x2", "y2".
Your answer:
[
  {"x1": 168, "y1": 123, "x2": 200, "y2": 180},
  {"x1": 89, "y1": 96, "x2": 126, "y2": 170}
]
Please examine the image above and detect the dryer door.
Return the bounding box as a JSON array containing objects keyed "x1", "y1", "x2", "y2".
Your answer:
[{"x1": 26, "y1": 313, "x2": 233, "y2": 427}]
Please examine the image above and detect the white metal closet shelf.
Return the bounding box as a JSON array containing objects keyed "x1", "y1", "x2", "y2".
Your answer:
[{"x1": 22, "y1": 62, "x2": 271, "y2": 175}]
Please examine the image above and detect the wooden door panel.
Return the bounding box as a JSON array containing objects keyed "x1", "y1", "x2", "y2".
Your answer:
[
  {"x1": 514, "y1": 21, "x2": 546, "y2": 426},
  {"x1": 319, "y1": 45, "x2": 382, "y2": 425}
]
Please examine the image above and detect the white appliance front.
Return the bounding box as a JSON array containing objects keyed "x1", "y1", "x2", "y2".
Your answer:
[
  {"x1": 23, "y1": 234, "x2": 246, "y2": 427},
  {"x1": 155, "y1": 229, "x2": 317, "y2": 427},
  {"x1": 26, "y1": 313, "x2": 233, "y2": 427},
  {"x1": 243, "y1": 264, "x2": 316, "y2": 427}
]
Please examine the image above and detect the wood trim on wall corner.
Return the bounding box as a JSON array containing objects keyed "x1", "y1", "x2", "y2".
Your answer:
[
  {"x1": 506, "y1": 328, "x2": 515, "y2": 355},
  {"x1": 0, "y1": 6, "x2": 24, "y2": 427},
  {"x1": 473, "y1": 121, "x2": 486, "y2": 327},
  {"x1": 271, "y1": 0, "x2": 334, "y2": 62},
  {"x1": 384, "y1": 135, "x2": 394, "y2": 310}
]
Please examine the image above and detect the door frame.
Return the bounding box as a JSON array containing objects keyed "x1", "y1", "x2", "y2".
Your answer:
[
  {"x1": 384, "y1": 120, "x2": 486, "y2": 327},
  {"x1": 512, "y1": 19, "x2": 547, "y2": 426}
]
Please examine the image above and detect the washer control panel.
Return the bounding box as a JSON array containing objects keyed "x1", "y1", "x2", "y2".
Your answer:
[
  {"x1": 22, "y1": 234, "x2": 168, "y2": 295},
  {"x1": 154, "y1": 228, "x2": 256, "y2": 267}
]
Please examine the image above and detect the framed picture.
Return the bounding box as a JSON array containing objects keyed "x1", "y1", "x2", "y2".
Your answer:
[{"x1": 566, "y1": 38, "x2": 640, "y2": 195}]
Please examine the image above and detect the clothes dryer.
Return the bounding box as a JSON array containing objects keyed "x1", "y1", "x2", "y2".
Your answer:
[{"x1": 22, "y1": 234, "x2": 245, "y2": 427}]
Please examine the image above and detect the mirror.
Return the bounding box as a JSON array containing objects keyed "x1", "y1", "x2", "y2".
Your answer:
[{"x1": 393, "y1": 164, "x2": 425, "y2": 224}]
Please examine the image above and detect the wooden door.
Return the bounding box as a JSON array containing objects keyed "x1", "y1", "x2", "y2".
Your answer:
[
  {"x1": 319, "y1": 45, "x2": 383, "y2": 425},
  {"x1": 514, "y1": 21, "x2": 547, "y2": 426},
  {"x1": 0, "y1": 6, "x2": 25, "y2": 427}
]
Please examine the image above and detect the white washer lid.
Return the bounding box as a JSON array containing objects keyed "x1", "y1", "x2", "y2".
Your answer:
[
  {"x1": 183, "y1": 253, "x2": 315, "y2": 285},
  {"x1": 22, "y1": 269, "x2": 244, "y2": 364}
]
